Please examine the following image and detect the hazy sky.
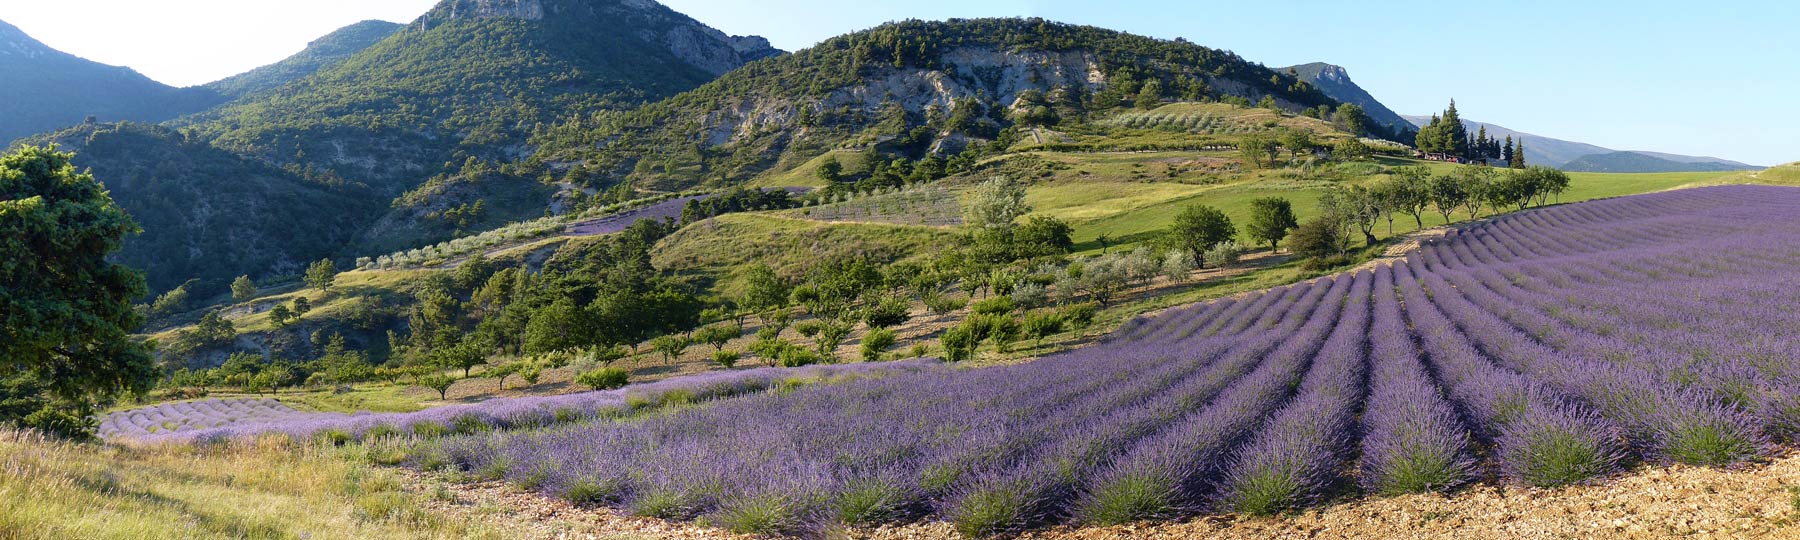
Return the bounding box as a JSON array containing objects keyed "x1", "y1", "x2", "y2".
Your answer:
[{"x1": 2, "y1": 0, "x2": 1793, "y2": 165}]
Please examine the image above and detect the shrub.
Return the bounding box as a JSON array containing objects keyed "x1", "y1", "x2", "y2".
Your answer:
[
  {"x1": 837, "y1": 478, "x2": 915, "y2": 524},
  {"x1": 650, "y1": 335, "x2": 690, "y2": 365},
  {"x1": 712, "y1": 494, "x2": 806, "y2": 536},
  {"x1": 924, "y1": 293, "x2": 969, "y2": 315},
  {"x1": 712, "y1": 350, "x2": 741, "y2": 368},
  {"x1": 1060, "y1": 302, "x2": 1099, "y2": 335},
  {"x1": 1011, "y1": 282, "x2": 1049, "y2": 309},
  {"x1": 1202, "y1": 241, "x2": 1240, "y2": 269},
  {"x1": 694, "y1": 325, "x2": 739, "y2": 352},
  {"x1": 1081, "y1": 472, "x2": 1177, "y2": 525},
  {"x1": 778, "y1": 348, "x2": 824, "y2": 367},
  {"x1": 1289, "y1": 216, "x2": 1346, "y2": 261},
  {"x1": 861, "y1": 328, "x2": 897, "y2": 362},
  {"x1": 566, "y1": 477, "x2": 624, "y2": 505},
  {"x1": 951, "y1": 483, "x2": 1031, "y2": 538},
  {"x1": 576, "y1": 367, "x2": 630, "y2": 391},
  {"x1": 971, "y1": 296, "x2": 1015, "y2": 316},
  {"x1": 862, "y1": 296, "x2": 912, "y2": 328},
  {"x1": 450, "y1": 414, "x2": 490, "y2": 435},
  {"x1": 941, "y1": 325, "x2": 977, "y2": 362},
  {"x1": 409, "y1": 421, "x2": 449, "y2": 438},
  {"x1": 1022, "y1": 311, "x2": 1065, "y2": 346}
]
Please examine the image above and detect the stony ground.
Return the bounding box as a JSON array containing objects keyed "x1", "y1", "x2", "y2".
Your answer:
[{"x1": 402, "y1": 451, "x2": 1800, "y2": 539}]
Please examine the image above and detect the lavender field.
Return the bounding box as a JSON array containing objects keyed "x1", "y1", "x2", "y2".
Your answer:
[
  {"x1": 98, "y1": 398, "x2": 316, "y2": 439},
  {"x1": 397, "y1": 185, "x2": 1800, "y2": 536},
  {"x1": 106, "y1": 362, "x2": 938, "y2": 445},
  {"x1": 124, "y1": 185, "x2": 1800, "y2": 536}
]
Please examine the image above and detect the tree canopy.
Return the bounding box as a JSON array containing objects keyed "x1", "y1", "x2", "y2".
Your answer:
[
  {"x1": 1167, "y1": 204, "x2": 1237, "y2": 261},
  {"x1": 0, "y1": 145, "x2": 156, "y2": 438},
  {"x1": 1245, "y1": 197, "x2": 1299, "y2": 251}
]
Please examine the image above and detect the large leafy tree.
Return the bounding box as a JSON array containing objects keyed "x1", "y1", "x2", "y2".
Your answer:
[
  {"x1": 0, "y1": 146, "x2": 156, "y2": 438},
  {"x1": 1167, "y1": 204, "x2": 1237, "y2": 261},
  {"x1": 1244, "y1": 197, "x2": 1299, "y2": 251}
]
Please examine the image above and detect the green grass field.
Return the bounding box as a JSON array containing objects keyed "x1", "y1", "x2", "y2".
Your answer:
[
  {"x1": 652, "y1": 212, "x2": 958, "y2": 293},
  {"x1": 1011, "y1": 153, "x2": 1742, "y2": 254}
]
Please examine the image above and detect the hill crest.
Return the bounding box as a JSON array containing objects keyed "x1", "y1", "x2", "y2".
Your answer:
[
  {"x1": 0, "y1": 19, "x2": 222, "y2": 144},
  {"x1": 1282, "y1": 62, "x2": 1411, "y2": 139},
  {"x1": 203, "y1": 20, "x2": 403, "y2": 99}
]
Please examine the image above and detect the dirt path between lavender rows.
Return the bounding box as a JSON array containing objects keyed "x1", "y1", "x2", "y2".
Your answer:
[{"x1": 401, "y1": 450, "x2": 1800, "y2": 539}]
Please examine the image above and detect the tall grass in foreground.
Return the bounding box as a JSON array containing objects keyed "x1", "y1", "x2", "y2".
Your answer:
[{"x1": 0, "y1": 429, "x2": 491, "y2": 540}]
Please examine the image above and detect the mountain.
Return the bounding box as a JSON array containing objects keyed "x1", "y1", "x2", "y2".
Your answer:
[
  {"x1": 203, "y1": 20, "x2": 404, "y2": 99},
  {"x1": 1560, "y1": 151, "x2": 1761, "y2": 173},
  {"x1": 1402, "y1": 115, "x2": 1603, "y2": 167},
  {"x1": 1399, "y1": 115, "x2": 1759, "y2": 172},
  {"x1": 180, "y1": 0, "x2": 782, "y2": 195},
  {"x1": 1282, "y1": 62, "x2": 1412, "y2": 140},
  {"x1": 46, "y1": 0, "x2": 782, "y2": 290},
  {"x1": 20, "y1": 122, "x2": 377, "y2": 292},
  {"x1": 0, "y1": 19, "x2": 220, "y2": 145},
  {"x1": 533, "y1": 18, "x2": 1342, "y2": 190}
]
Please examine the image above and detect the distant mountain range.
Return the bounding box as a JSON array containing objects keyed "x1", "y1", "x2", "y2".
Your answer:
[
  {"x1": 1283, "y1": 62, "x2": 1757, "y2": 173},
  {"x1": 0, "y1": 20, "x2": 221, "y2": 145},
  {"x1": 1399, "y1": 115, "x2": 1760, "y2": 172}
]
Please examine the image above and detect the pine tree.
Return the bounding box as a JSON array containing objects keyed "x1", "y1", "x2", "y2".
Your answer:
[
  {"x1": 1501, "y1": 135, "x2": 1515, "y2": 164},
  {"x1": 1475, "y1": 125, "x2": 1489, "y2": 160},
  {"x1": 1510, "y1": 139, "x2": 1527, "y2": 169},
  {"x1": 1440, "y1": 100, "x2": 1470, "y2": 159}
]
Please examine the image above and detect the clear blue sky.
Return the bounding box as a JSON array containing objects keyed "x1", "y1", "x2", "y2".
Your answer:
[{"x1": 4, "y1": 0, "x2": 1793, "y2": 165}]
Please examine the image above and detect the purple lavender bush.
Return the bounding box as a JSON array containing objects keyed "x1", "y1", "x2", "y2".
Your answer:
[{"x1": 126, "y1": 185, "x2": 1800, "y2": 535}]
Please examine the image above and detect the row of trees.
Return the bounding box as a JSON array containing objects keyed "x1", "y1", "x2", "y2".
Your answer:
[
  {"x1": 1415, "y1": 100, "x2": 1528, "y2": 168},
  {"x1": 1290, "y1": 164, "x2": 1572, "y2": 265}
]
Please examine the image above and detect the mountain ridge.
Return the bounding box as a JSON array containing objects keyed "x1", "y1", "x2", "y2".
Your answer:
[
  {"x1": 203, "y1": 20, "x2": 404, "y2": 100},
  {"x1": 0, "y1": 18, "x2": 222, "y2": 145},
  {"x1": 1401, "y1": 114, "x2": 1760, "y2": 171},
  {"x1": 1282, "y1": 62, "x2": 1411, "y2": 139},
  {"x1": 1561, "y1": 151, "x2": 1761, "y2": 173},
  {"x1": 15, "y1": 0, "x2": 783, "y2": 292},
  {"x1": 534, "y1": 17, "x2": 1344, "y2": 191}
]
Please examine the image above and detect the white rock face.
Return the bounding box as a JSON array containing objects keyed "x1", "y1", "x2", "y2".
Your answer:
[
  {"x1": 695, "y1": 46, "x2": 1118, "y2": 147},
  {"x1": 442, "y1": 0, "x2": 546, "y2": 20}
]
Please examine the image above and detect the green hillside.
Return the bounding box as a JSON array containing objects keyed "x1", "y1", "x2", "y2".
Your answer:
[
  {"x1": 531, "y1": 17, "x2": 1343, "y2": 191},
  {"x1": 179, "y1": 0, "x2": 755, "y2": 195},
  {"x1": 28, "y1": 0, "x2": 782, "y2": 294},
  {"x1": 20, "y1": 122, "x2": 376, "y2": 292},
  {"x1": 202, "y1": 20, "x2": 403, "y2": 100}
]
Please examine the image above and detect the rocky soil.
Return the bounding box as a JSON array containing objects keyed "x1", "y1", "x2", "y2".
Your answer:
[{"x1": 402, "y1": 450, "x2": 1800, "y2": 539}]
